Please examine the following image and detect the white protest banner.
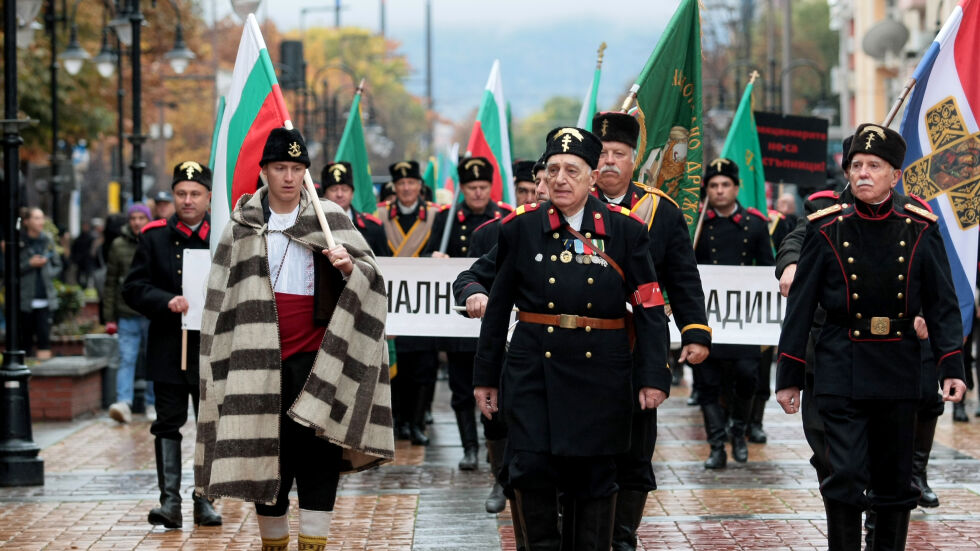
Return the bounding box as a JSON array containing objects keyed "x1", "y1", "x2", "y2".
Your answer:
[
  {"x1": 181, "y1": 249, "x2": 212, "y2": 331},
  {"x1": 668, "y1": 265, "x2": 784, "y2": 345},
  {"x1": 378, "y1": 258, "x2": 784, "y2": 344}
]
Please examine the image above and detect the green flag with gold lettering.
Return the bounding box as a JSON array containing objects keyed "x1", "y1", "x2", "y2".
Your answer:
[
  {"x1": 721, "y1": 80, "x2": 768, "y2": 214},
  {"x1": 629, "y1": 0, "x2": 702, "y2": 238}
]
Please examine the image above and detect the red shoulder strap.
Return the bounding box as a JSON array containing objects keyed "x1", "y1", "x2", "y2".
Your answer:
[{"x1": 141, "y1": 219, "x2": 167, "y2": 233}]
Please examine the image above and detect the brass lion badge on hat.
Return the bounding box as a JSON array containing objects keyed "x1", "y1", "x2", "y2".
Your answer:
[{"x1": 288, "y1": 142, "x2": 302, "y2": 158}]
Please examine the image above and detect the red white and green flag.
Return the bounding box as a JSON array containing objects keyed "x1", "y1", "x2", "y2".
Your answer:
[
  {"x1": 465, "y1": 60, "x2": 514, "y2": 205},
  {"x1": 209, "y1": 13, "x2": 292, "y2": 254}
]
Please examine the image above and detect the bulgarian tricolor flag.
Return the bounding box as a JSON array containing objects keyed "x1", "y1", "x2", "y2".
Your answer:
[
  {"x1": 465, "y1": 60, "x2": 514, "y2": 205},
  {"x1": 209, "y1": 13, "x2": 292, "y2": 254}
]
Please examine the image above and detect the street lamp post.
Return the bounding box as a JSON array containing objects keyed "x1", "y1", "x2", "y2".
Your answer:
[
  {"x1": 45, "y1": 0, "x2": 67, "y2": 230},
  {"x1": 2, "y1": 0, "x2": 46, "y2": 488}
]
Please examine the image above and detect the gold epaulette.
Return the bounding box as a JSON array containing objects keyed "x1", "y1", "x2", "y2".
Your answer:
[
  {"x1": 904, "y1": 203, "x2": 938, "y2": 222},
  {"x1": 807, "y1": 203, "x2": 843, "y2": 222},
  {"x1": 648, "y1": 187, "x2": 679, "y2": 208}
]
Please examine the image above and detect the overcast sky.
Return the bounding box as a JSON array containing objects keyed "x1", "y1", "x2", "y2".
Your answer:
[{"x1": 213, "y1": 0, "x2": 685, "y2": 120}]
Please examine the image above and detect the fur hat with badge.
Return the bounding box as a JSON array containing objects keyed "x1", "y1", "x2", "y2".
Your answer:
[
  {"x1": 259, "y1": 127, "x2": 311, "y2": 168},
  {"x1": 389, "y1": 160, "x2": 421, "y2": 181},
  {"x1": 513, "y1": 160, "x2": 535, "y2": 183},
  {"x1": 591, "y1": 111, "x2": 640, "y2": 149},
  {"x1": 458, "y1": 157, "x2": 494, "y2": 185},
  {"x1": 543, "y1": 127, "x2": 603, "y2": 169},
  {"x1": 171, "y1": 160, "x2": 212, "y2": 190},
  {"x1": 703, "y1": 157, "x2": 740, "y2": 185},
  {"x1": 321, "y1": 161, "x2": 353, "y2": 190},
  {"x1": 847, "y1": 123, "x2": 906, "y2": 170}
]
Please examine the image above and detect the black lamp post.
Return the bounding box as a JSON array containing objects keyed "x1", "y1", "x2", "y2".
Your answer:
[{"x1": 2, "y1": 0, "x2": 46, "y2": 488}]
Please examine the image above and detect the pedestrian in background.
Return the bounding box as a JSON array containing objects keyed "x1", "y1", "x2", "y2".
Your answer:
[
  {"x1": 104, "y1": 203, "x2": 155, "y2": 423},
  {"x1": 19, "y1": 207, "x2": 62, "y2": 360}
]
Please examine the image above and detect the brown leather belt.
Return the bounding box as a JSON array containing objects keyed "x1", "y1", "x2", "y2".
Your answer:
[{"x1": 517, "y1": 311, "x2": 625, "y2": 330}]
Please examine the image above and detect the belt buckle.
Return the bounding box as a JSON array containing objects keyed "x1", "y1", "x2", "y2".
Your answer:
[
  {"x1": 870, "y1": 316, "x2": 890, "y2": 336},
  {"x1": 558, "y1": 314, "x2": 579, "y2": 330}
]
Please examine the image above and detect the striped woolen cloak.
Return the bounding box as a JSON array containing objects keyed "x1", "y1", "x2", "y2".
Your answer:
[{"x1": 194, "y1": 187, "x2": 393, "y2": 504}]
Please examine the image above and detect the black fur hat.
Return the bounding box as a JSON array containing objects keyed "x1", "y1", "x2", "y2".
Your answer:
[
  {"x1": 458, "y1": 157, "x2": 494, "y2": 185},
  {"x1": 543, "y1": 127, "x2": 603, "y2": 169},
  {"x1": 848, "y1": 123, "x2": 906, "y2": 169},
  {"x1": 260, "y1": 127, "x2": 311, "y2": 168},
  {"x1": 321, "y1": 161, "x2": 353, "y2": 189},
  {"x1": 591, "y1": 111, "x2": 640, "y2": 149},
  {"x1": 171, "y1": 161, "x2": 212, "y2": 190}
]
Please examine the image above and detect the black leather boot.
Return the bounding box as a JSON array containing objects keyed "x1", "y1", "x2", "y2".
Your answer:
[
  {"x1": 560, "y1": 494, "x2": 616, "y2": 551},
  {"x1": 410, "y1": 384, "x2": 431, "y2": 446},
  {"x1": 870, "y1": 509, "x2": 910, "y2": 551},
  {"x1": 823, "y1": 498, "x2": 861, "y2": 551},
  {"x1": 485, "y1": 439, "x2": 507, "y2": 513},
  {"x1": 513, "y1": 489, "x2": 560, "y2": 551},
  {"x1": 702, "y1": 403, "x2": 728, "y2": 469},
  {"x1": 953, "y1": 401, "x2": 969, "y2": 422},
  {"x1": 730, "y1": 396, "x2": 750, "y2": 463},
  {"x1": 911, "y1": 414, "x2": 940, "y2": 508},
  {"x1": 192, "y1": 492, "x2": 222, "y2": 526},
  {"x1": 611, "y1": 489, "x2": 647, "y2": 551},
  {"x1": 687, "y1": 389, "x2": 699, "y2": 406},
  {"x1": 148, "y1": 437, "x2": 183, "y2": 528},
  {"x1": 510, "y1": 497, "x2": 528, "y2": 551},
  {"x1": 456, "y1": 409, "x2": 479, "y2": 471},
  {"x1": 747, "y1": 395, "x2": 768, "y2": 444}
]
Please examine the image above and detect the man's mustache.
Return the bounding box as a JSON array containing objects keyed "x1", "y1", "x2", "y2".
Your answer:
[{"x1": 599, "y1": 165, "x2": 621, "y2": 176}]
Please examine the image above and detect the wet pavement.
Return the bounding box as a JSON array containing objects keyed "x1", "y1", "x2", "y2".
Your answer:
[{"x1": 3, "y1": 376, "x2": 980, "y2": 550}]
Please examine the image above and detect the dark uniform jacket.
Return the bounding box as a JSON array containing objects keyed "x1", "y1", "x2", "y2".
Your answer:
[
  {"x1": 425, "y1": 200, "x2": 513, "y2": 258},
  {"x1": 473, "y1": 195, "x2": 669, "y2": 456},
  {"x1": 695, "y1": 202, "x2": 774, "y2": 357},
  {"x1": 598, "y1": 182, "x2": 711, "y2": 348},
  {"x1": 122, "y1": 214, "x2": 210, "y2": 384},
  {"x1": 350, "y1": 207, "x2": 388, "y2": 256},
  {"x1": 768, "y1": 211, "x2": 794, "y2": 255},
  {"x1": 776, "y1": 194, "x2": 964, "y2": 399}
]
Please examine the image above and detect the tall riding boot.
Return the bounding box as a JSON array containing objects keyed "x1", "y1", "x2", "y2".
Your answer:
[
  {"x1": 509, "y1": 498, "x2": 529, "y2": 551},
  {"x1": 192, "y1": 491, "x2": 222, "y2": 526},
  {"x1": 560, "y1": 494, "x2": 616, "y2": 551},
  {"x1": 702, "y1": 403, "x2": 728, "y2": 469},
  {"x1": 148, "y1": 437, "x2": 183, "y2": 528},
  {"x1": 823, "y1": 498, "x2": 861, "y2": 551},
  {"x1": 870, "y1": 510, "x2": 911, "y2": 551},
  {"x1": 611, "y1": 490, "x2": 647, "y2": 551},
  {"x1": 513, "y1": 489, "x2": 560, "y2": 551},
  {"x1": 485, "y1": 439, "x2": 508, "y2": 513},
  {"x1": 747, "y1": 394, "x2": 768, "y2": 444},
  {"x1": 911, "y1": 414, "x2": 940, "y2": 508},
  {"x1": 410, "y1": 384, "x2": 431, "y2": 446},
  {"x1": 456, "y1": 409, "x2": 480, "y2": 471},
  {"x1": 729, "y1": 395, "x2": 750, "y2": 463}
]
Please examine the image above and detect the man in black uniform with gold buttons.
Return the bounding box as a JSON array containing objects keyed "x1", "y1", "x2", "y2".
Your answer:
[
  {"x1": 694, "y1": 158, "x2": 774, "y2": 469},
  {"x1": 321, "y1": 161, "x2": 387, "y2": 256},
  {"x1": 474, "y1": 126, "x2": 669, "y2": 550},
  {"x1": 591, "y1": 111, "x2": 711, "y2": 551},
  {"x1": 775, "y1": 123, "x2": 967, "y2": 550},
  {"x1": 426, "y1": 156, "x2": 512, "y2": 471},
  {"x1": 123, "y1": 161, "x2": 222, "y2": 529}
]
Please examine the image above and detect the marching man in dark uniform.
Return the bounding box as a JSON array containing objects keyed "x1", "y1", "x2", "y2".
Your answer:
[
  {"x1": 474, "y1": 126, "x2": 669, "y2": 550},
  {"x1": 376, "y1": 160, "x2": 443, "y2": 445},
  {"x1": 321, "y1": 161, "x2": 387, "y2": 256},
  {"x1": 426, "y1": 156, "x2": 513, "y2": 471},
  {"x1": 123, "y1": 161, "x2": 222, "y2": 529},
  {"x1": 591, "y1": 111, "x2": 711, "y2": 551},
  {"x1": 775, "y1": 123, "x2": 966, "y2": 551},
  {"x1": 694, "y1": 158, "x2": 774, "y2": 469}
]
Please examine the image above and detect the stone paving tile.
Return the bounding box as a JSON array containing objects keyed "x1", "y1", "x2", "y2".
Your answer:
[{"x1": 6, "y1": 378, "x2": 980, "y2": 549}]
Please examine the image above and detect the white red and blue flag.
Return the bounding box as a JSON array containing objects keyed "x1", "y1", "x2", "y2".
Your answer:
[{"x1": 899, "y1": 0, "x2": 980, "y2": 335}]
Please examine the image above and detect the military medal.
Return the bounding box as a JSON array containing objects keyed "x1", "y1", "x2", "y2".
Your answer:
[{"x1": 560, "y1": 250, "x2": 573, "y2": 263}]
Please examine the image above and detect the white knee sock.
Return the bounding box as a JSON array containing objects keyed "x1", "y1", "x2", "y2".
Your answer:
[
  {"x1": 256, "y1": 513, "x2": 289, "y2": 540},
  {"x1": 298, "y1": 508, "x2": 332, "y2": 537}
]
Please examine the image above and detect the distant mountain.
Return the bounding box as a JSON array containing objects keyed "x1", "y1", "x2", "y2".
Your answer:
[{"x1": 391, "y1": 17, "x2": 668, "y2": 123}]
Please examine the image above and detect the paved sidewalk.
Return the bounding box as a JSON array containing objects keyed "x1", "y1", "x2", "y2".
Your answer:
[{"x1": 3, "y1": 378, "x2": 980, "y2": 550}]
